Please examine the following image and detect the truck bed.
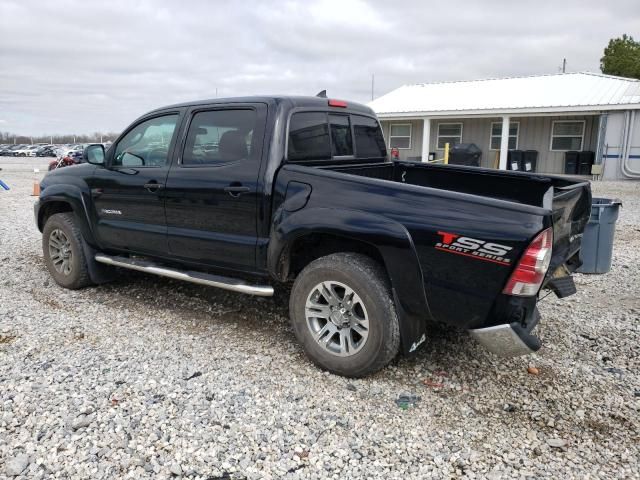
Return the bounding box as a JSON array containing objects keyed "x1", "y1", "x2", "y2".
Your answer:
[
  {"x1": 325, "y1": 160, "x2": 583, "y2": 209},
  {"x1": 325, "y1": 160, "x2": 592, "y2": 272},
  {"x1": 277, "y1": 159, "x2": 591, "y2": 331}
]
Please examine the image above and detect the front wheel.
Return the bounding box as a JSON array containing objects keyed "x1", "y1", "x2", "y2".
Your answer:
[
  {"x1": 42, "y1": 213, "x2": 92, "y2": 289},
  {"x1": 289, "y1": 253, "x2": 400, "y2": 377}
]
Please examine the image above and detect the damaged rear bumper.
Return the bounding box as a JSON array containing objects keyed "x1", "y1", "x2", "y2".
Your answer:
[
  {"x1": 469, "y1": 308, "x2": 541, "y2": 357},
  {"x1": 468, "y1": 273, "x2": 577, "y2": 357}
]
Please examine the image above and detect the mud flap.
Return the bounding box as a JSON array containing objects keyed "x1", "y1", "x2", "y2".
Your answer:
[
  {"x1": 546, "y1": 275, "x2": 577, "y2": 298},
  {"x1": 393, "y1": 288, "x2": 428, "y2": 356},
  {"x1": 80, "y1": 239, "x2": 117, "y2": 285}
]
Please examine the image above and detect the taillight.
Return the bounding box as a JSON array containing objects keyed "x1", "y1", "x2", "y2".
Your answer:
[{"x1": 503, "y1": 228, "x2": 553, "y2": 296}]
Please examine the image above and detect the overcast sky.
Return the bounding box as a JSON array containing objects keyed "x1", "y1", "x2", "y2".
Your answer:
[{"x1": 1, "y1": 0, "x2": 638, "y2": 136}]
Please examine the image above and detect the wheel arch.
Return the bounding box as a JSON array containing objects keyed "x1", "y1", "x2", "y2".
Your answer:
[
  {"x1": 269, "y1": 207, "x2": 432, "y2": 354},
  {"x1": 37, "y1": 185, "x2": 97, "y2": 246}
]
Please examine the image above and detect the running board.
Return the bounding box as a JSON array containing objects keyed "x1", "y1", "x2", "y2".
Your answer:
[{"x1": 94, "y1": 254, "x2": 274, "y2": 296}]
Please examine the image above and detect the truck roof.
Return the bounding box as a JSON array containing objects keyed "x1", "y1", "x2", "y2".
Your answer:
[{"x1": 148, "y1": 95, "x2": 376, "y2": 116}]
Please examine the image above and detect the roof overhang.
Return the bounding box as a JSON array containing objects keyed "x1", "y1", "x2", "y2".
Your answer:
[{"x1": 375, "y1": 103, "x2": 640, "y2": 120}]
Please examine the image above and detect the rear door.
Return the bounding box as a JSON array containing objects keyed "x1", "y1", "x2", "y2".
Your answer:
[
  {"x1": 89, "y1": 112, "x2": 182, "y2": 255},
  {"x1": 163, "y1": 103, "x2": 267, "y2": 272}
]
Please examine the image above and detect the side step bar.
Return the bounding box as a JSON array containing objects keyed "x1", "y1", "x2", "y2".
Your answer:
[{"x1": 94, "y1": 254, "x2": 274, "y2": 297}]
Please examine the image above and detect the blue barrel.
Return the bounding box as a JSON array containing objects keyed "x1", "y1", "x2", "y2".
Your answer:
[{"x1": 577, "y1": 198, "x2": 622, "y2": 274}]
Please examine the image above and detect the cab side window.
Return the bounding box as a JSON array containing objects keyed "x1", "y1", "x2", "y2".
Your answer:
[
  {"x1": 182, "y1": 109, "x2": 257, "y2": 166},
  {"x1": 113, "y1": 115, "x2": 178, "y2": 167},
  {"x1": 287, "y1": 112, "x2": 331, "y2": 162}
]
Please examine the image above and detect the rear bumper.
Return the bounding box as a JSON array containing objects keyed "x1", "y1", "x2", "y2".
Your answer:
[{"x1": 469, "y1": 308, "x2": 541, "y2": 357}]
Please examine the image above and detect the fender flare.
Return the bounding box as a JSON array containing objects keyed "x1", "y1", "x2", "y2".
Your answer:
[
  {"x1": 269, "y1": 207, "x2": 432, "y2": 354},
  {"x1": 37, "y1": 184, "x2": 97, "y2": 246}
]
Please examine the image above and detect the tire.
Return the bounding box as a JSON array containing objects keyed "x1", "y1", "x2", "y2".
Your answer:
[
  {"x1": 42, "y1": 213, "x2": 92, "y2": 289},
  {"x1": 289, "y1": 253, "x2": 400, "y2": 377}
]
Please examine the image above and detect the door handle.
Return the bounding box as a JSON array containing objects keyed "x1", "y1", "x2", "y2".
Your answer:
[
  {"x1": 144, "y1": 182, "x2": 164, "y2": 192},
  {"x1": 224, "y1": 184, "x2": 250, "y2": 197}
]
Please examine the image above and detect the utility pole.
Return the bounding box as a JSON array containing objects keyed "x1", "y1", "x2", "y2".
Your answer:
[
  {"x1": 371, "y1": 74, "x2": 375, "y2": 101},
  {"x1": 562, "y1": 58, "x2": 566, "y2": 73}
]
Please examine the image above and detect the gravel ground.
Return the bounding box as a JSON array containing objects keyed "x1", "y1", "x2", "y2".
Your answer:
[{"x1": 0, "y1": 157, "x2": 638, "y2": 479}]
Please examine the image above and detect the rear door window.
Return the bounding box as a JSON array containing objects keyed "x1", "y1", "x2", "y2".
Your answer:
[
  {"x1": 182, "y1": 109, "x2": 257, "y2": 165},
  {"x1": 287, "y1": 112, "x2": 331, "y2": 161},
  {"x1": 352, "y1": 115, "x2": 387, "y2": 159}
]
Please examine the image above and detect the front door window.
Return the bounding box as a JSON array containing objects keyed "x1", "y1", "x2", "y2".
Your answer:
[{"x1": 113, "y1": 115, "x2": 178, "y2": 167}]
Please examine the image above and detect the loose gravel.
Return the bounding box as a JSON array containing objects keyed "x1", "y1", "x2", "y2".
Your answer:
[{"x1": 1, "y1": 157, "x2": 638, "y2": 479}]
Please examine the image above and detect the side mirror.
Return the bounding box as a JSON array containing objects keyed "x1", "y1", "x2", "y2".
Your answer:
[{"x1": 83, "y1": 144, "x2": 105, "y2": 165}]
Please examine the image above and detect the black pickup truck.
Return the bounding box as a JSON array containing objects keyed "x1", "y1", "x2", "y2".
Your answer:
[{"x1": 35, "y1": 95, "x2": 591, "y2": 376}]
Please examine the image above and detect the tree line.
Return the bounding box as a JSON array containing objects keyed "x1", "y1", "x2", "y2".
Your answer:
[{"x1": 0, "y1": 131, "x2": 120, "y2": 145}]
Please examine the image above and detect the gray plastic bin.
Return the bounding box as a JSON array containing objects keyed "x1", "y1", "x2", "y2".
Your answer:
[{"x1": 577, "y1": 198, "x2": 622, "y2": 274}]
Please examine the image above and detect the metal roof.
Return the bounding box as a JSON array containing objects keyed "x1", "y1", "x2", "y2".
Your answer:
[{"x1": 369, "y1": 72, "x2": 640, "y2": 118}]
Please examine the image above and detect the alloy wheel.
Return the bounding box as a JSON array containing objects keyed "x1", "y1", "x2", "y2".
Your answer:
[
  {"x1": 48, "y1": 228, "x2": 73, "y2": 276},
  {"x1": 305, "y1": 280, "x2": 369, "y2": 357}
]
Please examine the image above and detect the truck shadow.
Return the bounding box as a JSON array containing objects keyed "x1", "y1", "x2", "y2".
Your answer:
[{"x1": 94, "y1": 269, "x2": 484, "y2": 375}]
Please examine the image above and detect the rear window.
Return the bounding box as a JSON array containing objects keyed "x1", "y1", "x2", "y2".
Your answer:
[
  {"x1": 287, "y1": 111, "x2": 386, "y2": 162},
  {"x1": 353, "y1": 115, "x2": 386, "y2": 159},
  {"x1": 329, "y1": 114, "x2": 353, "y2": 157}
]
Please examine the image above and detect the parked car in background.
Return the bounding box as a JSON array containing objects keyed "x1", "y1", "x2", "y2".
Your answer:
[
  {"x1": 13, "y1": 145, "x2": 40, "y2": 157},
  {"x1": 36, "y1": 145, "x2": 57, "y2": 157},
  {"x1": 0, "y1": 145, "x2": 16, "y2": 156},
  {"x1": 55, "y1": 145, "x2": 81, "y2": 159},
  {"x1": 4, "y1": 145, "x2": 25, "y2": 156}
]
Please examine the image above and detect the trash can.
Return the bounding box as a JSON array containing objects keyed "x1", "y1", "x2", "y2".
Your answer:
[
  {"x1": 577, "y1": 198, "x2": 622, "y2": 274},
  {"x1": 564, "y1": 151, "x2": 579, "y2": 174},
  {"x1": 449, "y1": 143, "x2": 481, "y2": 167},
  {"x1": 523, "y1": 150, "x2": 538, "y2": 172},
  {"x1": 507, "y1": 150, "x2": 523, "y2": 171},
  {"x1": 578, "y1": 151, "x2": 595, "y2": 175}
]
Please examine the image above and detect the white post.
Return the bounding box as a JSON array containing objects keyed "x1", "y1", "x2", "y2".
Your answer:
[
  {"x1": 499, "y1": 115, "x2": 510, "y2": 170},
  {"x1": 421, "y1": 118, "x2": 431, "y2": 163}
]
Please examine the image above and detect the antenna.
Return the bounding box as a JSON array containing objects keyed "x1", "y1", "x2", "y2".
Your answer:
[
  {"x1": 371, "y1": 74, "x2": 375, "y2": 100},
  {"x1": 316, "y1": 90, "x2": 327, "y2": 98}
]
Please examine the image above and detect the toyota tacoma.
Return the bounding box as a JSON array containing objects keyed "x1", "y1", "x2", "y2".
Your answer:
[{"x1": 35, "y1": 95, "x2": 591, "y2": 377}]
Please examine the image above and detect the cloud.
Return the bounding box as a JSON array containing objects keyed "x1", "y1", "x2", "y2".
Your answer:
[{"x1": 0, "y1": 0, "x2": 638, "y2": 135}]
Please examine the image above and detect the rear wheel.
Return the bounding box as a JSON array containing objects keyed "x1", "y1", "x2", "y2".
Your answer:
[
  {"x1": 289, "y1": 253, "x2": 400, "y2": 377},
  {"x1": 42, "y1": 213, "x2": 92, "y2": 289}
]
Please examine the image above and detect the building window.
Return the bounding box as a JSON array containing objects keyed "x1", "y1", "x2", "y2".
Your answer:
[
  {"x1": 388, "y1": 124, "x2": 411, "y2": 149},
  {"x1": 550, "y1": 120, "x2": 585, "y2": 151},
  {"x1": 437, "y1": 123, "x2": 462, "y2": 149},
  {"x1": 490, "y1": 121, "x2": 519, "y2": 150}
]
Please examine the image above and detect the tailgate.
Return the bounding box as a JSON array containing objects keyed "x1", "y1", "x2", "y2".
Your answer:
[{"x1": 547, "y1": 180, "x2": 592, "y2": 273}]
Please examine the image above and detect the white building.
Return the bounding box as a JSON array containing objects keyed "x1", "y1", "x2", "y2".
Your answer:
[{"x1": 369, "y1": 72, "x2": 640, "y2": 179}]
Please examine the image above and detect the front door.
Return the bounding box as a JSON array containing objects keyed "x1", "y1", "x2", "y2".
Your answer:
[
  {"x1": 163, "y1": 103, "x2": 267, "y2": 272},
  {"x1": 89, "y1": 112, "x2": 181, "y2": 255}
]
